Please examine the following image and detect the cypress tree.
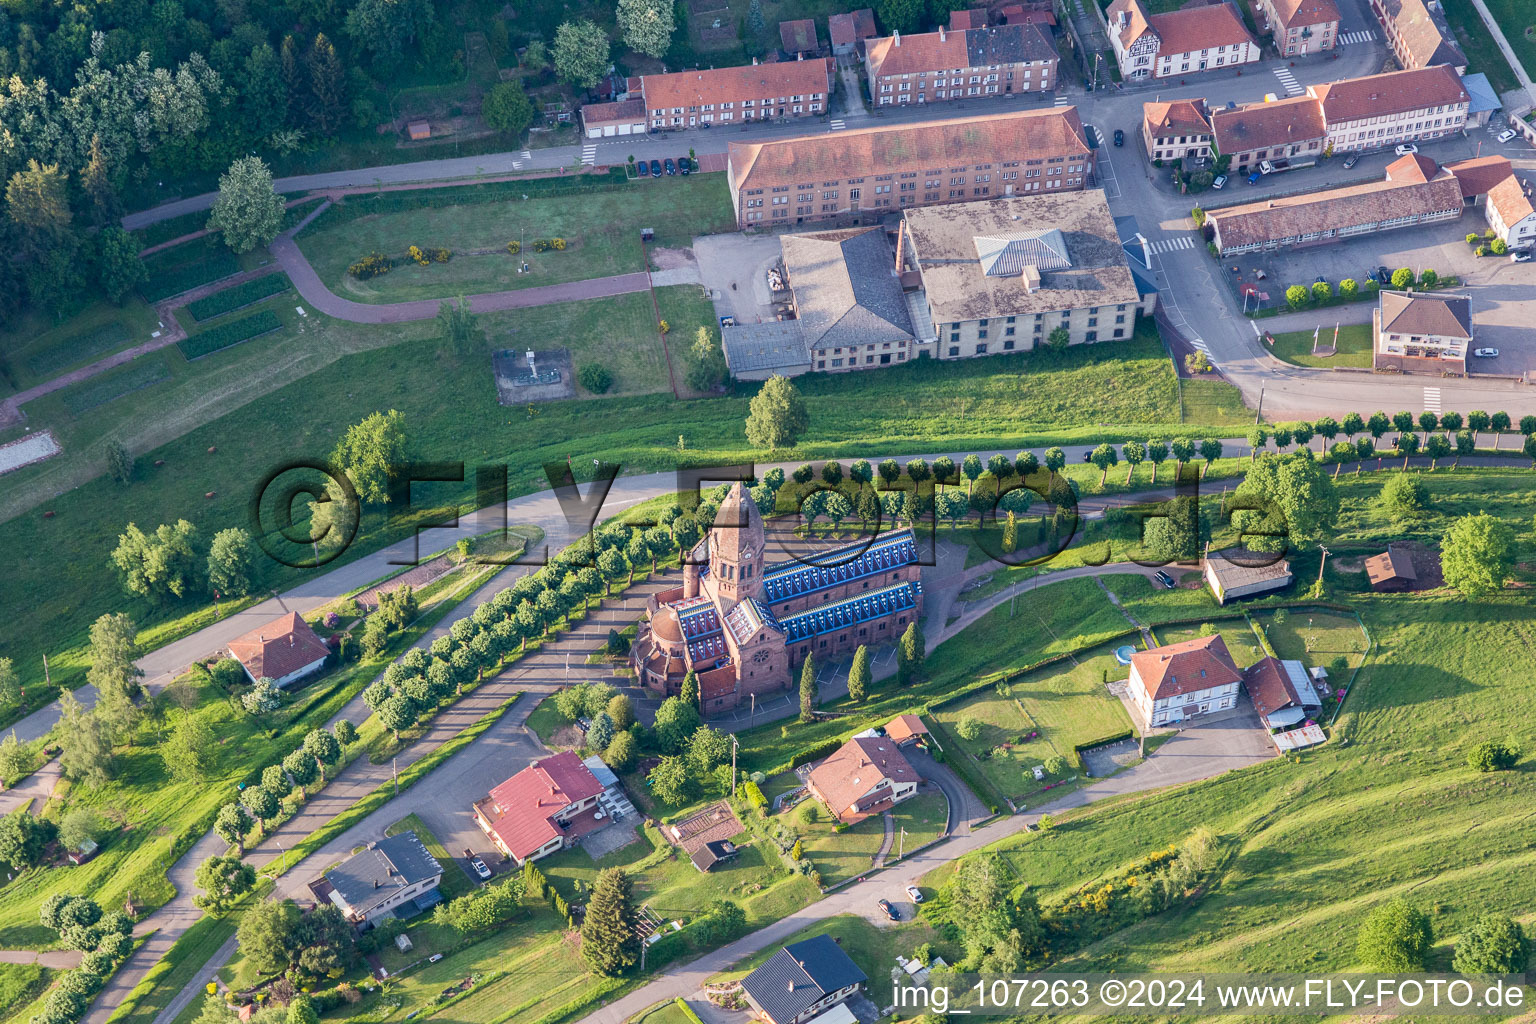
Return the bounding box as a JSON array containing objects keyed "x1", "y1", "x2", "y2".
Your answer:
[
  {"x1": 898, "y1": 621, "x2": 926, "y2": 684},
  {"x1": 847, "y1": 646, "x2": 870, "y2": 703},
  {"x1": 1002, "y1": 510, "x2": 1017, "y2": 554},
  {"x1": 680, "y1": 669, "x2": 700, "y2": 710},
  {"x1": 581, "y1": 867, "x2": 639, "y2": 976},
  {"x1": 798, "y1": 654, "x2": 817, "y2": 721}
]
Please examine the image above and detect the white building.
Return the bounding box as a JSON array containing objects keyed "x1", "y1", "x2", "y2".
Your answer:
[
  {"x1": 1106, "y1": 0, "x2": 1260, "y2": 81},
  {"x1": 1486, "y1": 174, "x2": 1536, "y2": 249},
  {"x1": 1128, "y1": 634, "x2": 1243, "y2": 727}
]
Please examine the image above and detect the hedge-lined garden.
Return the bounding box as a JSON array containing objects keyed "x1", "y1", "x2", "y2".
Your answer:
[
  {"x1": 185, "y1": 274, "x2": 292, "y2": 322},
  {"x1": 177, "y1": 311, "x2": 283, "y2": 360}
]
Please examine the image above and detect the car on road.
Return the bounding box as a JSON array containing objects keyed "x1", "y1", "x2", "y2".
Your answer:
[
  {"x1": 1247, "y1": 171, "x2": 1263, "y2": 185},
  {"x1": 1473, "y1": 348, "x2": 1500, "y2": 358},
  {"x1": 1342, "y1": 152, "x2": 1360, "y2": 169},
  {"x1": 1113, "y1": 128, "x2": 1124, "y2": 146},
  {"x1": 1082, "y1": 449, "x2": 1094, "y2": 462},
  {"x1": 678, "y1": 156, "x2": 692, "y2": 174},
  {"x1": 465, "y1": 850, "x2": 492, "y2": 879},
  {"x1": 1498, "y1": 129, "x2": 1518, "y2": 144},
  {"x1": 1212, "y1": 174, "x2": 1227, "y2": 189},
  {"x1": 649, "y1": 158, "x2": 663, "y2": 177},
  {"x1": 664, "y1": 158, "x2": 677, "y2": 175},
  {"x1": 1154, "y1": 570, "x2": 1176, "y2": 589},
  {"x1": 1314, "y1": 275, "x2": 1326, "y2": 284},
  {"x1": 877, "y1": 899, "x2": 900, "y2": 921},
  {"x1": 1511, "y1": 249, "x2": 1533, "y2": 263},
  {"x1": 1376, "y1": 266, "x2": 1391, "y2": 285},
  {"x1": 906, "y1": 885, "x2": 925, "y2": 903},
  {"x1": 1395, "y1": 143, "x2": 1418, "y2": 156}
]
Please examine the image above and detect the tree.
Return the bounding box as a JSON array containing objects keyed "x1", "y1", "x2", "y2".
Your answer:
[
  {"x1": 304, "y1": 728, "x2": 341, "y2": 780},
  {"x1": 1233, "y1": 452, "x2": 1339, "y2": 552},
  {"x1": 194, "y1": 854, "x2": 257, "y2": 911},
  {"x1": 57, "y1": 807, "x2": 105, "y2": 854},
  {"x1": 799, "y1": 654, "x2": 817, "y2": 720},
  {"x1": 283, "y1": 746, "x2": 319, "y2": 798},
  {"x1": 237, "y1": 899, "x2": 303, "y2": 976},
  {"x1": 1453, "y1": 915, "x2": 1528, "y2": 975},
  {"x1": 1171, "y1": 437, "x2": 1196, "y2": 474},
  {"x1": 1441, "y1": 512, "x2": 1515, "y2": 597},
  {"x1": 0, "y1": 730, "x2": 29, "y2": 781},
  {"x1": 105, "y1": 439, "x2": 135, "y2": 485},
  {"x1": 1089, "y1": 443, "x2": 1117, "y2": 486},
  {"x1": 617, "y1": 0, "x2": 675, "y2": 56},
  {"x1": 111, "y1": 520, "x2": 199, "y2": 602},
  {"x1": 745, "y1": 375, "x2": 809, "y2": 450},
  {"x1": 0, "y1": 813, "x2": 55, "y2": 869},
  {"x1": 5, "y1": 160, "x2": 72, "y2": 247},
  {"x1": 482, "y1": 81, "x2": 534, "y2": 138},
  {"x1": 333, "y1": 409, "x2": 406, "y2": 504},
  {"x1": 1425, "y1": 433, "x2": 1450, "y2": 470},
  {"x1": 687, "y1": 326, "x2": 728, "y2": 391},
  {"x1": 206, "y1": 527, "x2": 257, "y2": 597},
  {"x1": 605, "y1": 730, "x2": 638, "y2": 772},
  {"x1": 688, "y1": 726, "x2": 730, "y2": 777},
  {"x1": 847, "y1": 645, "x2": 870, "y2": 703},
  {"x1": 1043, "y1": 447, "x2": 1066, "y2": 480},
  {"x1": 95, "y1": 226, "x2": 147, "y2": 303},
  {"x1": 587, "y1": 711, "x2": 616, "y2": 752},
  {"x1": 287, "y1": 996, "x2": 320, "y2": 1024},
  {"x1": 1491, "y1": 411, "x2": 1511, "y2": 450},
  {"x1": 214, "y1": 802, "x2": 253, "y2": 855},
  {"x1": 1285, "y1": 284, "x2": 1308, "y2": 309},
  {"x1": 1046, "y1": 326, "x2": 1070, "y2": 350},
  {"x1": 1121, "y1": 441, "x2": 1144, "y2": 484},
  {"x1": 1199, "y1": 438, "x2": 1223, "y2": 476},
  {"x1": 306, "y1": 33, "x2": 346, "y2": 134},
  {"x1": 1339, "y1": 277, "x2": 1358, "y2": 299},
  {"x1": 241, "y1": 785, "x2": 280, "y2": 830},
  {"x1": 162, "y1": 714, "x2": 218, "y2": 783},
  {"x1": 207, "y1": 156, "x2": 285, "y2": 254},
  {"x1": 876, "y1": 0, "x2": 926, "y2": 33},
  {"x1": 898, "y1": 620, "x2": 925, "y2": 683},
  {"x1": 1377, "y1": 472, "x2": 1428, "y2": 524},
  {"x1": 435, "y1": 296, "x2": 480, "y2": 360},
  {"x1": 582, "y1": 867, "x2": 640, "y2": 975},
  {"x1": 55, "y1": 688, "x2": 112, "y2": 787},
  {"x1": 0, "y1": 660, "x2": 18, "y2": 708},
  {"x1": 1145, "y1": 438, "x2": 1169, "y2": 482},
  {"x1": 648, "y1": 754, "x2": 693, "y2": 805},
  {"x1": 957, "y1": 716, "x2": 981, "y2": 741},
  {"x1": 332, "y1": 720, "x2": 358, "y2": 749},
  {"x1": 1390, "y1": 267, "x2": 1414, "y2": 290},
  {"x1": 344, "y1": 0, "x2": 434, "y2": 68},
  {"x1": 88, "y1": 613, "x2": 143, "y2": 732},
  {"x1": 1342, "y1": 412, "x2": 1364, "y2": 440},
  {"x1": 1467, "y1": 740, "x2": 1518, "y2": 772},
  {"x1": 653, "y1": 695, "x2": 700, "y2": 753},
  {"x1": 553, "y1": 20, "x2": 610, "y2": 89},
  {"x1": 1357, "y1": 899, "x2": 1433, "y2": 971},
  {"x1": 242, "y1": 679, "x2": 283, "y2": 715}
]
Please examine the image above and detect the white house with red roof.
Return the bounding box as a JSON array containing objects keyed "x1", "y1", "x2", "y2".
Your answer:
[
  {"x1": 1128, "y1": 635, "x2": 1243, "y2": 727},
  {"x1": 1106, "y1": 0, "x2": 1260, "y2": 81},
  {"x1": 806, "y1": 735, "x2": 919, "y2": 823},
  {"x1": 226, "y1": 612, "x2": 330, "y2": 688},
  {"x1": 473, "y1": 752, "x2": 608, "y2": 866}
]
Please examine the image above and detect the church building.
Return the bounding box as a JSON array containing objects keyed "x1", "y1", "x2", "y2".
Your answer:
[{"x1": 631, "y1": 483, "x2": 923, "y2": 714}]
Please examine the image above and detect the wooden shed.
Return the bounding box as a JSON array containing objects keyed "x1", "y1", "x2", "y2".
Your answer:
[
  {"x1": 407, "y1": 121, "x2": 430, "y2": 141},
  {"x1": 1365, "y1": 548, "x2": 1417, "y2": 591}
]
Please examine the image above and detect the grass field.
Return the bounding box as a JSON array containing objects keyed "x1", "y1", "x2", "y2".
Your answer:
[
  {"x1": 298, "y1": 175, "x2": 735, "y2": 304},
  {"x1": 1266, "y1": 323, "x2": 1373, "y2": 369},
  {"x1": 0, "y1": 964, "x2": 50, "y2": 1024},
  {"x1": 1155, "y1": 618, "x2": 1268, "y2": 668},
  {"x1": 1444, "y1": 0, "x2": 1525, "y2": 93}
]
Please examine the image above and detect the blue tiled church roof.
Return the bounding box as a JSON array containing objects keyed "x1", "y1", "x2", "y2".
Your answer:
[
  {"x1": 779, "y1": 581, "x2": 921, "y2": 644},
  {"x1": 761, "y1": 529, "x2": 918, "y2": 604}
]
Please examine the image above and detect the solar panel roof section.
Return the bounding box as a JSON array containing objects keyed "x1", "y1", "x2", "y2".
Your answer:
[
  {"x1": 778, "y1": 581, "x2": 920, "y2": 643},
  {"x1": 761, "y1": 529, "x2": 918, "y2": 603}
]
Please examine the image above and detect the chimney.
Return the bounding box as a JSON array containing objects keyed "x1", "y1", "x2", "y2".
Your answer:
[
  {"x1": 752, "y1": 56, "x2": 759, "y2": 64},
  {"x1": 939, "y1": 25, "x2": 946, "y2": 41},
  {"x1": 894, "y1": 30, "x2": 900, "y2": 46},
  {"x1": 373, "y1": 879, "x2": 380, "y2": 888},
  {"x1": 798, "y1": 50, "x2": 804, "y2": 60},
  {"x1": 894, "y1": 226, "x2": 904, "y2": 273},
  {"x1": 1021, "y1": 265, "x2": 1041, "y2": 292}
]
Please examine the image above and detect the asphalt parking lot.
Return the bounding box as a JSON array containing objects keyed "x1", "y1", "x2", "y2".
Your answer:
[{"x1": 691, "y1": 233, "x2": 786, "y2": 326}]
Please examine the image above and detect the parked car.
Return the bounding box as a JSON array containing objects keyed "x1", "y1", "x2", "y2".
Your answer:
[
  {"x1": 1376, "y1": 266, "x2": 1391, "y2": 285},
  {"x1": 1314, "y1": 275, "x2": 1326, "y2": 284},
  {"x1": 649, "y1": 159, "x2": 663, "y2": 177},
  {"x1": 1497, "y1": 129, "x2": 1517, "y2": 144},
  {"x1": 1212, "y1": 174, "x2": 1228, "y2": 189},
  {"x1": 1473, "y1": 348, "x2": 1500, "y2": 357},
  {"x1": 1113, "y1": 128, "x2": 1124, "y2": 147},
  {"x1": 1259, "y1": 160, "x2": 1276, "y2": 175},
  {"x1": 1511, "y1": 249, "x2": 1534, "y2": 263},
  {"x1": 663, "y1": 158, "x2": 677, "y2": 175},
  {"x1": 877, "y1": 899, "x2": 900, "y2": 921},
  {"x1": 635, "y1": 160, "x2": 650, "y2": 177},
  {"x1": 906, "y1": 885, "x2": 925, "y2": 903},
  {"x1": 1154, "y1": 570, "x2": 1176, "y2": 589},
  {"x1": 1395, "y1": 143, "x2": 1418, "y2": 156},
  {"x1": 678, "y1": 155, "x2": 692, "y2": 174},
  {"x1": 1342, "y1": 152, "x2": 1360, "y2": 169},
  {"x1": 1081, "y1": 449, "x2": 1094, "y2": 462},
  {"x1": 465, "y1": 850, "x2": 491, "y2": 879},
  {"x1": 1247, "y1": 171, "x2": 1263, "y2": 185},
  {"x1": 429, "y1": 953, "x2": 444, "y2": 963}
]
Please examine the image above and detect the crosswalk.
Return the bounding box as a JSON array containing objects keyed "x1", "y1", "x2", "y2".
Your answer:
[
  {"x1": 1087, "y1": 125, "x2": 1105, "y2": 146},
  {"x1": 1147, "y1": 235, "x2": 1197, "y2": 255},
  {"x1": 522, "y1": 149, "x2": 532, "y2": 160},
  {"x1": 1337, "y1": 29, "x2": 1375, "y2": 45},
  {"x1": 580, "y1": 143, "x2": 598, "y2": 165},
  {"x1": 1054, "y1": 93, "x2": 1070, "y2": 106},
  {"x1": 1272, "y1": 65, "x2": 1304, "y2": 96},
  {"x1": 829, "y1": 118, "x2": 847, "y2": 130},
  {"x1": 1423, "y1": 387, "x2": 1442, "y2": 414},
  {"x1": 1189, "y1": 337, "x2": 1217, "y2": 366}
]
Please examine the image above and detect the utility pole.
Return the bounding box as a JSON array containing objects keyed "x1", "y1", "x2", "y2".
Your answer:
[
  {"x1": 41, "y1": 653, "x2": 50, "y2": 687},
  {"x1": 749, "y1": 692, "x2": 756, "y2": 730},
  {"x1": 393, "y1": 757, "x2": 399, "y2": 796},
  {"x1": 731, "y1": 735, "x2": 739, "y2": 799},
  {"x1": 1315, "y1": 544, "x2": 1331, "y2": 588},
  {"x1": 897, "y1": 826, "x2": 906, "y2": 861},
  {"x1": 1255, "y1": 387, "x2": 1265, "y2": 424}
]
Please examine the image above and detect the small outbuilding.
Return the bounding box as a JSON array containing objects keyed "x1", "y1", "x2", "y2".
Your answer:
[
  {"x1": 1365, "y1": 548, "x2": 1417, "y2": 591},
  {"x1": 828, "y1": 9, "x2": 877, "y2": 56},
  {"x1": 690, "y1": 839, "x2": 741, "y2": 872},
  {"x1": 1203, "y1": 550, "x2": 1292, "y2": 605},
  {"x1": 780, "y1": 18, "x2": 819, "y2": 54},
  {"x1": 407, "y1": 121, "x2": 430, "y2": 141},
  {"x1": 884, "y1": 714, "x2": 929, "y2": 746}
]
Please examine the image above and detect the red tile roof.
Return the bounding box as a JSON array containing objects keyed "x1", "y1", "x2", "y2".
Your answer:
[
  {"x1": 1309, "y1": 64, "x2": 1467, "y2": 123},
  {"x1": 808, "y1": 736, "x2": 917, "y2": 817},
  {"x1": 866, "y1": 22, "x2": 1057, "y2": 79},
  {"x1": 1212, "y1": 96, "x2": 1325, "y2": 154},
  {"x1": 780, "y1": 18, "x2": 818, "y2": 52},
  {"x1": 1268, "y1": 0, "x2": 1340, "y2": 29},
  {"x1": 1243, "y1": 656, "x2": 1304, "y2": 719},
  {"x1": 1144, "y1": 98, "x2": 1212, "y2": 138},
  {"x1": 950, "y1": 8, "x2": 988, "y2": 28},
  {"x1": 640, "y1": 59, "x2": 832, "y2": 113},
  {"x1": 1488, "y1": 173, "x2": 1536, "y2": 228},
  {"x1": 1385, "y1": 151, "x2": 1439, "y2": 183},
  {"x1": 1149, "y1": 1, "x2": 1257, "y2": 56},
  {"x1": 1131, "y1": 634, "x2": 1242, "y2": 700},
  {"x1": 581, "y1": 97, "x2": 646, "y2": 128},
  {"x1": 828, "y1": 8, "x2": 877, "y2": 47},
  {"x1": 227, "y1": 612, "x2": 329, "y2": 682},
  {"x1": 885, "y1": 714, "x2": 929, "y2": 742},
  {"x1": 481, "y1": 752, "x2": 605, "y2": 860},
  {"x1": 1446, "y1": 155, "x2": 1513, "y2": 199}
]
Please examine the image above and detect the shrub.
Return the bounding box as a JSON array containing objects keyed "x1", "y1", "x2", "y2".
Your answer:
[
  {"x1": 507, "y1": 240, "x2": 521, "y2": 254},
  {"x1": 186, "y1": 274, "x2": 291, "y2": 321},
  {"x1": 796, "y1": 801, "x2": 819, "y2": 825},
  {"x1": 957, "y1": 716, "x2": 982, "y2": 741},
  {"x1": 1357, "y1": 899, "x2": 1433, "y2": 970},
  {"x1": 348, "y1": 253, "x2": 393, "y2": 279},
  {"x1": 1491, "y1": 238, "x2": 1508, "y2": 256},
  {"x1": 1468, "y1": 740, "x2": 1518, "y2": 772},
  {"x1": 178, "y1": 311, "x2": 284, "y2": 360},
  {"x1": 551, "y1": 238, "x2": 566, "y2": 250},
  {"x1": 578, "y1": 363, "x2": 613, "y2": 394},
  {"x1": 429, "y1": 247, "x2": 450, "y2": 262},
  {"x1": 409, "y1": 245, "x2": 429, "y2": 266}
]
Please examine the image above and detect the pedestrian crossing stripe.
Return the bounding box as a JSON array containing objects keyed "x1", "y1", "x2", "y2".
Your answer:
[
  {"x1": 1338, "y1": 29, "x2": 1375, "y2": 44},
  {"x1": 1148, "y1": 236, "x2": 1196, "y2": 254},
  {"x1": 1423, "y1": 387, "x2": 1442, "y2": 412},
  {"x1": 581, "y1": 144, "x2": 598, "y2": 165},
  {"x1": 1054, "y1": 95, "x2": 1070, "y2": 106},
  {"x1": 830, "y1": 119, "x2": 847, "y2": 130}
]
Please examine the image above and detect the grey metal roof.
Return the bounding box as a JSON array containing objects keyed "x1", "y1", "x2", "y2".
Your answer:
[
  {"x1": 582, "y1": 754, "x2": 620, "y2": 789},
  {"x1": 1460, "y1": 72, "x2": 1500, "y2": 114},
  {"x1": 964, "y1": 22, "x2": 1058, "y2": 66},
  {"x1": 722, "y1": 321, "x2": 813, "y2": 374},
  {"x1": 781, "y1": 228, "x2": 914, "y2": 351},
  {"x1": 974, "y1": 229, "x2": 1071, "y2": 276},
  {"x1": 325, "y1": 832, "x2": 441, "y2": 917},
  {"x1": 742, "y1": 935, "x2": 867, "y2": 1024}
]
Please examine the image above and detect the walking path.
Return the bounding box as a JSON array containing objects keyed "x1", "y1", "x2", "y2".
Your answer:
[
  {"x1": 0, "y1": 949, "x2": 83, "y2": 968},
  {"x1": 0, "y1": 759, "x2": 62, "y2": 817}
]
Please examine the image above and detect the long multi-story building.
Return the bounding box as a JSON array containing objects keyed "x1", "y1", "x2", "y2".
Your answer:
[
  {"x1": 863, "y1": 22, "x2": 1059, "y2": 106},
  {"x1": 1369, "y1": 0, "x2": 1466, "y2": 71},
  {"x1": 725, "y1": 107, "x2": 1092, "y2": 228},
  {"x1": 1212, "y1": 95, "x2": 1326, "y2": 174},
  {"x1": 1256, "y1": 0, "x2": 1340, "y2": 56},
  {"x1": 1106, "y1": 0, "x2": 1261, "y2": 81},
  {"x1": 1311, "y1": 64, "x2": 1469, "y2": 151},
  {"x1": 580, "y1": 57, "x2": 833, "y2": 137}
]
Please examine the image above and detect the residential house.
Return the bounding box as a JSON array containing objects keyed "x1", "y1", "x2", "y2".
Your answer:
[
  {"x1": 780, "y1": 18, "x2": 820, "y2": 55},
  {"x1": 1128, "y1": 634, "x2": 1243, "y2": 727},
  {"x1": 690, "y1": 839, "x2": 741, "y2": 872},
  {"x1": 1203, "y1": 549, "x2": 1293, "y2": 603},
  {"x1": 582, "y1": 59, "x2": 834, "y2": 136},
  {"x1": 741, "y1": 936, "x2": 868, "y2": 1024},
  {"x1": 726, "y1": 107, "x2": 1093, "y2": 228},
  {"x1": 308, "y1": 832, "x2": 442, "y2": 927},
  {"x1": 864, "y1": 22, "x2": 1060, "y2": 106},
  {"x1": 1243, "y1": 656, "x2": 1323, "y2": 730},
  {"x1": 1004, "y1": 1, "x2": 1058, "y2": 26},
  {"x1": 807, "y1": 735, "x2": 920, "y2": 822},
  {"x1": 1142, "y1": 98, "x2": 1214, "y2": 162},
  {"x1": 900, "y1": 191, "x2": 1148, "y2": 357},
  {"x1": 1365, "y1": 547, "x2": 1418, "y2": 590},
  {"x1": 1372, "y1": 289, "x2": 1472, "y2": 374},
  {"x1": 828, "y1": 9, "x2": 877, "y2": 56},
  {"x1": 227, "y1": 612, "x2": 330, "y2": 688},
  {"x1": 580, "y1": 97, "x2": 647, "y2": 138},
  {"x1": 1211, "y1": 95, "x2": 1325, "y2": 174},
  {"x1": 1484, "y1": 173, "x2": 1536, "y2": 249},
  {"x1": 1106, "y1": 0, "x2": 1261, "y2": 81},
  {"x1": 1205, "y1": 153, "x2": 1464, "y2": 255},
  {"x1": 884, "y1": 714, "x2": 930, "y2": 745},
  {"x1": 473, "y1": 751, "x2": 608, "y2": 866},
  {"x1": 1256, "y1": 0, "x2": 1340, "y2": 55},
  {"x1": 1369, "y1": 0, "x2": 1466, "y2": 71},
  {"x1": 1310, "y1": 64, "x2": 1468, "y2": 152}
]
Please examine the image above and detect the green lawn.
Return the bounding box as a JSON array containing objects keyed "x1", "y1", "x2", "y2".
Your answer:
[
  {"x1": 1155, "y1": 618, "x2": 1268, "y2": 668},
  {"x1": 1102, "y1": 572, "x2": 1225, "y2": 624},
  {"x1": 888, "y1": 790, "x2": 950, "y2": 857},
  {"x1": 715, "y1": 913, "x2": 943, "y2": 1008},
  {"x1": 0, "y1": 964, "x2": 50, "y2": 1024},
  {"x1": 1443, "y1": 0, "x2": 1525, "y2": 93},
  {"x1": 297, "y1": 175, "x2": 734, "y2": 304},
  {"x1": 1180, "y1": 377, "x2": 1256, "y2": 424},
  {"x1": 1, "y1": 299, "x2": 157, "y2": 389},
  {"x1": 1252, "y1": 608, "x2": 1370, "y2": 677},
  {"x1": 629, "y1": 999, "x2": 695, "y2": 1024},
  {"x1": 797, "y1": 811, "x2": 889, "y2": 886},
  {"x1": 1266, "y1": 323, "x2": 1373, "y2": 369}
]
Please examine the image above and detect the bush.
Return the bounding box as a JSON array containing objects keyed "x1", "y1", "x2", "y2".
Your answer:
[
  {"x1": 531, "y1": 238, "x2": 566, "y2": 253},
  {"x1": 348, "y1": 253, "x2": 393, "y2": 279},
  {"x1": 1491, "y1": 238, "x2": 1508, "y2": 256},
  {"x1": 177, "y1": 311, "x2": 283, "y2": 360},
  {"x1": 1357, "y1": 898, "x2": 1434, "y2": 970},
  {"x1": 507, "y1": 240, "x2": 521, "y2": 253},
  {"x1": 577, "y1": 363, "x2": 613, "y2": 394},
  {"x1": 957, "y1": 716, "x2": 982, "y2": 741},
  {"x1": 186, "y1": 274, "x2": 291, "y2": 321},
  {"x1": 1468, "y1": 740, "x2": 1518, "y2": 772}
]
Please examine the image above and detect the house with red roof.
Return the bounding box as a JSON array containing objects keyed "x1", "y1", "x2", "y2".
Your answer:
[
  {"x1": 1106, "y1": 0, "x2": 1260, "y2": 81},
  {"x1": 806, "y1": 735, "x2": 919, "y2": 823},
  {"x1": 227, "y1": 612, "x2": 330, "y2": 688},
  {"x1": 473, "y1": 752, "x2": 608, "y2": 865},
  {"x1": 1128, "y1": 635, "x2": 1243, "y2": 727}
]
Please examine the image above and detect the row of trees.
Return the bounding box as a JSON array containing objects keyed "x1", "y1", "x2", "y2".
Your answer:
[
  {"x1": 1358, "y1": 900, "x2": 1527, "y2": 974},
  {"x1": 1248, "y1": 410, "x2": 1536, "y2": 456},
  {"x1": 32, "y1": 894, "x2": 136, "y2": 1024},
  {"x1": 212, "y1": 722, "x2": 356, "y2": 857},
  {"x1": 111, "y1": 520, "x2": 260, "y2": 603}
]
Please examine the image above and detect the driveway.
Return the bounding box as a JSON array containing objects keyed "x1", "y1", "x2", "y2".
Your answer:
[
  {"x1": 691, "y1": 233, "x2": 786, "y2": 326},
  {"x1": 904, "y1": 746, "x2": 987, "y2": 837}
]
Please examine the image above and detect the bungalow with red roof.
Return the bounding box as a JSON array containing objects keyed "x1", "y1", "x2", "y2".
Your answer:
[
  {"x1": 473, "y1": 752, "x2": 608, "y2": 865},
  {"x1": 1106, "y1": 0, "x2": 1260, "y2": 81},
  {"x1": 806, "y1": 736, "x2": 919, "y2": 823},
  {"x1": 1128, "y1": 634, "x2": 1243, "y2": 727},
  {"x1": 1243, "y1": 656, "x2": 1322, "y2": 730},
  {"x1": 227, "y1": 612, "x2": 330, "y2": 687}
]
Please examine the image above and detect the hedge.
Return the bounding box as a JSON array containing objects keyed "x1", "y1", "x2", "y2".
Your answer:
[
  {"x1": 923, "y1": 715, "x2": 1007, "y2": 813},
  {"x1": 315, "y1": 168, "x2": 629, "y2": 227},
  {"x1": 140, "y1": 251, "x2": 240, "y2": 302},
  {"x1": 675, "y1": 998, "x2": 707, "y2": 1024},
  {"x1": 185, "y1": 273, "x2": 291, "y2": 322},
  {"x1": 177, "y1": 310, "x2": 283, "y2": 360},
  {"x1": 789, "y1": 736, "x2": 844, "y2": 769}
]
